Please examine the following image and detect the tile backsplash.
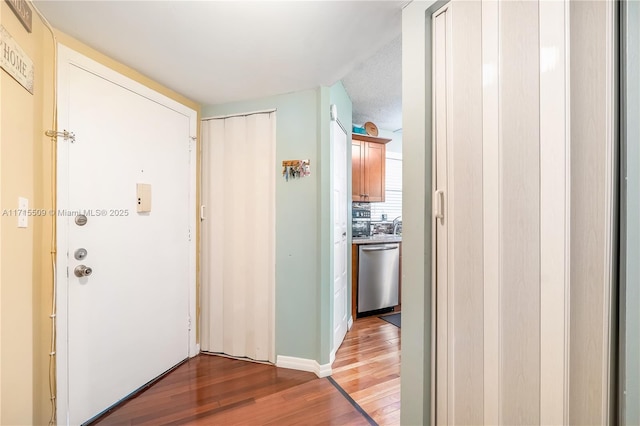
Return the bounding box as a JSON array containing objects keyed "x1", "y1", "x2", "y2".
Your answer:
[
  {"x1": 371, "y1": 221, "x2": 401, "y2": 235},
  {"x1": 372, "y1": 222, "x2": 393, "y2": 235}
]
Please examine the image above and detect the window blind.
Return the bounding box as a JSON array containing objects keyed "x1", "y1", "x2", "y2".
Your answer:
[{"x1": 371, "y1": 154, "x2": 402, "y2": 222}]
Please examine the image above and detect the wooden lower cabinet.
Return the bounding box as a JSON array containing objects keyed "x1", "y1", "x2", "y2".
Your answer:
[{"x1": 351, "y1": 243, "x2": 401, "y2": 321}]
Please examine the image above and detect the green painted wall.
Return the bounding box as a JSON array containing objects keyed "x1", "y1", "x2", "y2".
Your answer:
[
  {"x1": 401, "y1": 1, "x2": 439, "y2": 425},
  {"x1": 202, "y1": 83, "x2": 352, "y2": 365},
  {"x1": 622, "y1": 1, "x2": 640, "y2": 423},
  {"x1": 317, "y1": 86, "x2": 332, "y2": 365}
]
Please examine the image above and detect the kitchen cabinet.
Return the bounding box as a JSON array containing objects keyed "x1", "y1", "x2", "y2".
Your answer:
[{"x1": 352, "y1": 134, "x2": 391, "y2": 202}]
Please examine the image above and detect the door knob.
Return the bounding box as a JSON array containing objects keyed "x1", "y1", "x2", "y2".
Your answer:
[{"x1": 74, "y1": 265, "x2": 93, "y2": 277}]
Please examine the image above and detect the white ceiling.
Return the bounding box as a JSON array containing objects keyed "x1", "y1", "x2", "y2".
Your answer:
[{"x1": 33, "y1": 0, "x2": 404, "y2": 131}]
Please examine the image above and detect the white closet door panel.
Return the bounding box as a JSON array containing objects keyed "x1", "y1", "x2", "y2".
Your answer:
[
  {"x1": 569, "y1": 1, "x2": 616, "y2": 423},
  {"x1": 481, "y1": 1, "x2": 501, "y2": 424},
  {"x1": 246, "y1": 113, "x2": 276, "y2": 361},
  {"x1": 499, "y1": 1, "x2": 541, "y2": 424},
  {"x1": 204, "y1": 119, "x2": 226, "y2": 352},
  {"x1": 433, "y1": 5, "x2": 451, "y2": 425},
  {"x1": 449, "y1": 1, "x2": 484, "y2": 425},
  {"x1": 539, "y1": 1, "x2": 569, "y2": 424}
]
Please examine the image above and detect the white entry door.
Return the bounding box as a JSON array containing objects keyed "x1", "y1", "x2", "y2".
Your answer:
[
  {"x1": 333, "y1": 120, "x2": 349, "y2": 353},
  {"x1": 56, "y1": 45, "x2": 197, "y2": 425}
]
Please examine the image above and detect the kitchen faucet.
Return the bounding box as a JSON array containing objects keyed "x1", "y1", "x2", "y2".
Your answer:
[{"x1": 392, "y1": 216, "x2": 402, "y2": 235}]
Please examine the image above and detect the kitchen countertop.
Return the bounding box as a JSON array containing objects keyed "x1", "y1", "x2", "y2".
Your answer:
[{"x1": 352, "y1": 235, "x2": 402, "y2": 245}]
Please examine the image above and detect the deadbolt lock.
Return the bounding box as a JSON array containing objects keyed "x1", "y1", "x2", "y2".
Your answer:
[
  {"x1": 74, "y1": 265, "x2": 93, "y2": 277},
  {"x1": 74, "y1": 248, "x2": 88, "y2": 260}
]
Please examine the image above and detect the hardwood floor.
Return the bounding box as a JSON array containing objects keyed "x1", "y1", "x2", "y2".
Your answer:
[
  {"x1": 94, "y1": 356, "x2": 369, "y2": 425},
  {"x1": 93, "y1": 315, "x2": 400, "y2": 425},
  {"x1": 332, "y1": 314, "x2": 401, "y2": 426}
]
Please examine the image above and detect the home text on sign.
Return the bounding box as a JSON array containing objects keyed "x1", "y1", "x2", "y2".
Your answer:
[{"x1": 0, "y1": 25, "x2": 34, "y2": 94}]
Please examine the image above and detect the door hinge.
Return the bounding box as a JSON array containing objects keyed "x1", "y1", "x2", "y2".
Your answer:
[
  {"x1": 45, "y1": 129, "x2": 76, "y2": 143},
  {"x1": 188, "y1": 228, "x2": 192, "y2": 242},
  {"x1": 187, "y1": 316, "x2": 192, "y2": 331}
]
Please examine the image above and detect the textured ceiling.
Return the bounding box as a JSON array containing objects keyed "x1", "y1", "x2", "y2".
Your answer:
[
  {"x1": 342, "y1": 35, "x2": 402, "y2": 132},
  {"x1": 34, "y1": 0, "x2": 405, "y2": 124}
]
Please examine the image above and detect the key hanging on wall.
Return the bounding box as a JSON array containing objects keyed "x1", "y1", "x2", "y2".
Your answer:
[{"x1": 282, "y1": 160, "x2": 310, "y2": 181}]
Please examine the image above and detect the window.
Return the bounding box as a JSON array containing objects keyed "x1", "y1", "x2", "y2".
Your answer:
[{"x1": 370, "y1": 152, "x2": 402, "y2": 222}]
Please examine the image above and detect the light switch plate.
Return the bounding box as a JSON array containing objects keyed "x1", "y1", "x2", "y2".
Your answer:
[
  {"x1": 18, "y1": 197, "x2": 28, "y2": 228},
  {"x1": 136, "y1": 183, "x2": 152, "y2": 213}
]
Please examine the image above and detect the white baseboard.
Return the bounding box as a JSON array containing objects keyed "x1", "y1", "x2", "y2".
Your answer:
[
  {"x1": 348, "y1": 316, "x2": 354, "y2": 330},
  {"x1": 190, "y1": 343, "x2": 200, "y2": 357},
  {"x1": 317, "y1": 361, "x2": 332, "y2": 378},
  {"x1": 276, "y1": 355, "x2": 332, "y2": 378}
]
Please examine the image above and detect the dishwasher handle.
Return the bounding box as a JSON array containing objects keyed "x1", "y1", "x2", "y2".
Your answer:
[{"x1": 361, "y1": 245, "x2": 398, "y2": 251}]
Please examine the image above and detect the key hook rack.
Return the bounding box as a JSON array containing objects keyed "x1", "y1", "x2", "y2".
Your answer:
[{"x1": 282, "y1": 159, "x2": 311, "y2": 181}]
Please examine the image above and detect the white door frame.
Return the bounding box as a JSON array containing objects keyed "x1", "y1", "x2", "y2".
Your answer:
[
  {"x1": 55, "y1": 44, "x2": 198, "y2": 424},
  {"x1": 331, "y1": 117, "x2": 349, "y2": 359}
]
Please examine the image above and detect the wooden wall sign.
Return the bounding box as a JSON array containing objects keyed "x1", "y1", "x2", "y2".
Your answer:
[
  {"x1": 0, "y1": 25, "x2": 34, "y2": 94},
  {"x1": 4, "y1": 0, "x2": 32, "y2": 33}
]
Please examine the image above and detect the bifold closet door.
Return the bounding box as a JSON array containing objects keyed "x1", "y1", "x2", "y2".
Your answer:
[
  {"x1": 432, "y1": 1, "x2": 615, "y2": 425},
  {"x1": 200, "y1": 112, "x2": 276, "y2": 363}
]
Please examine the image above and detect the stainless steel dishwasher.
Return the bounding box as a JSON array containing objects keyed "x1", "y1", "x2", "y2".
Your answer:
[{"x1": 358, "y1": 244, "x2": 400, "y2": 313}]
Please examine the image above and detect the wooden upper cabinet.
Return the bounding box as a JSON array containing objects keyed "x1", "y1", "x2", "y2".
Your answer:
[
  {"x1": 352, "y1": 133, "x2": 391, "y2": 202},
  {"x1": 352, "y1": 140, "x2": 365, "y2": 201},
  {"x1": 365, "y1": 142, "x2": 385, "y2": 201}
]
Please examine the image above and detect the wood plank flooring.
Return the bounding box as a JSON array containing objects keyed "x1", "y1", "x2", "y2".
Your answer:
[
  {"x1": 332, "y1": 315, "x2": 401, "y2": 426},
  {"x1": 93, "y1": 315, "x2": 400, "y2": 425}
]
